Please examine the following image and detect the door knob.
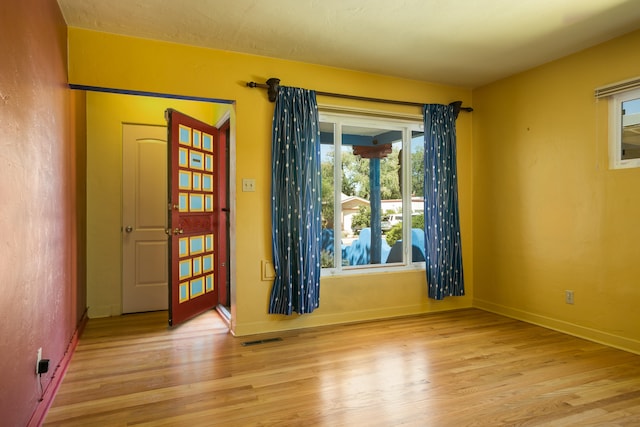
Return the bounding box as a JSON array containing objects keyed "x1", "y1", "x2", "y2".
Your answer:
[
  {"x1": 173, "y1": 228, "x2": 184, "y2": 235},
  {"x1": 125, "y1": 226, "x2": 133, "y2": 233}
]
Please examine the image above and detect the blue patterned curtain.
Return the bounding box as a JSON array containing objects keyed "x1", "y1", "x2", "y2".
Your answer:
[
  {"x1": 423, "y1": 104, "x2": 465, "y2": 300},
  {"x1": 269, "y1": 86, "x2": 322, "y2": 314}
]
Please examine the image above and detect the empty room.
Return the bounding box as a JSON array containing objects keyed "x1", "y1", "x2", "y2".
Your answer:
[{"x1": 3, "y1": 0, "x2": 640, "y2": 425}]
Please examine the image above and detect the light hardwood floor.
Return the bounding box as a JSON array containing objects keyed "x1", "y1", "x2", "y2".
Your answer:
[{"x1": 45, "y1": 308, "x2": 640, "y2": 426}]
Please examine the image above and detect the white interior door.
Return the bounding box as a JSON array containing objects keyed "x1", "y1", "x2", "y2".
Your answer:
[{"x1": 122, "y1": 124, "x2": 168, "y2": 313}]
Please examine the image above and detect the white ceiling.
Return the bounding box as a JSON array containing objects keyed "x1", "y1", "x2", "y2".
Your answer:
[{"x1": 57, "y1": 0, "x2": 640, "y2": 88}]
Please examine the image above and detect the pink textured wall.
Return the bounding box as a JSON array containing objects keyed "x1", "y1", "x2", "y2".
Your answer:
[{"x1": 0, "y1": 0, "x2": 86, "y2": 425}]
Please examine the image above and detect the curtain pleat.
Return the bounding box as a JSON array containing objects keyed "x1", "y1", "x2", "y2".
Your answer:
[
  {"x1": 423, "y1": 104, "x2": 465, "y2": 300},
  {"x1": 269, "y1": 86, "x2": 321, "y2": 315}
]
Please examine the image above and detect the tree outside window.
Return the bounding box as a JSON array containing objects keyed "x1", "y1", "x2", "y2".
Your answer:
[{"x1": 319, "y1": 113, "x2": 425, "y2": 272}]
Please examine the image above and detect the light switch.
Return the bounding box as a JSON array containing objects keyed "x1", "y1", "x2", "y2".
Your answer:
[
  {"x1": 242, "y1": 178, "x2": 256, "y2": 192},
  {"x1": 261, "y1": 260, "x2": 275, "y2": 280}
]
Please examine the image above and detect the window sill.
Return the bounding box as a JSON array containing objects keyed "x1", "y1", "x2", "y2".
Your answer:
[{"x1": 321, "y1": 262, "x2": 425, "y2": 277}]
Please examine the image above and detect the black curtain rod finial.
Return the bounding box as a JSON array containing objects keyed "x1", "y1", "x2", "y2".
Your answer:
[
  {"x1": 448, "y1": 100, "x2": 474, "y2": 119},
  {"x1": 266, "y1": 77, "x2": 280, "y2": 102},
  {"x1": 449, "y1": 100, "x2": 462, "y2": 118}
]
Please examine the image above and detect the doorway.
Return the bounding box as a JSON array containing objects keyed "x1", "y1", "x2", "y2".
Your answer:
[{"x1": 84, "y1": 89, "x2": 235, "y2": 324}]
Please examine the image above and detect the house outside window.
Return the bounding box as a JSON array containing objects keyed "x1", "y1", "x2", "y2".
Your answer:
[{"x1": 319, "y1": 111, "x2": 425, "y2": 274}]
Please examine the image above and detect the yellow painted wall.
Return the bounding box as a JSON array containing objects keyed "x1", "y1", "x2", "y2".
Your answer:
[
  {"x1": 70, "y1": 28, "x2": 473, "y2": 335},
  {"x1": 86, "y1": 91, "x2": 228, "y2": 317},
  {"x1": 473, "y1": 29, "x2": 640, "y2": 353}
]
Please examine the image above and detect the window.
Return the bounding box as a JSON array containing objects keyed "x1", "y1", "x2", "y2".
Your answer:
[
  {"x1": 319, "y1": 111, "x2": 425, "y2": 274},
  {"x1": 609, "y1": 87, "x2": 640, "y2": 169}
]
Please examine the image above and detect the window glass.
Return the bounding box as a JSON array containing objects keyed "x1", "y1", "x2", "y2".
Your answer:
[
  {"x1": 610, "y1": 88, "x2": 640, "y2": 169},
  {"x1": 320, "y1": 112, "x2": 424, "y2": 274},
  {"x1": 320, "y1": 123, "x2": 336, "y2": 268},
  {"x1": 621, "y1": 98, "x2": 640, "y2": 160},
  {"x1": 409, "y1": 131, "x2": 426, "y2": 263}
]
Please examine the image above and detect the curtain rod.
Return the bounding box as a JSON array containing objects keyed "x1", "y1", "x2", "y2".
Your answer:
[{"x1": 246, "y1": 77, "x2": 473, "y2": 116}]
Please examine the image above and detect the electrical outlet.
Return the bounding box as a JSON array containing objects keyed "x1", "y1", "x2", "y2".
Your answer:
[
  {"x1": 36, "y1": 348, "x2": 42, "y2": 374},
  {"x1": 565, "y1": 290, "x2": 574, "y2": 305},
  {"x1": 242, "y1": 178, "x2": 256, "y2": 192}
]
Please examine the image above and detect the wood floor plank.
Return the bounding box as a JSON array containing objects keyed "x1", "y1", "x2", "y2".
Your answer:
[{"x1": 44, "y1": 309, "x2": 640, "y2": 426}]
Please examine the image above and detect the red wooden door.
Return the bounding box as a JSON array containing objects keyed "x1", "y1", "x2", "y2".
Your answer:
[
  {"x1": 166, "y1": 109, "x2": 220, "y2": 326},
  {"x1": 216, "y1": 119, "x2": 230, "y2": 307}
]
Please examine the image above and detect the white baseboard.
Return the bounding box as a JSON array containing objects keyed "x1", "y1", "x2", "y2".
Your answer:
[
  {"x1": 473, "y1": 298, "x2": 640, "y2": 355},
  {"x1": 231, "y1": 303, "x2": 471, "y2": 336}
]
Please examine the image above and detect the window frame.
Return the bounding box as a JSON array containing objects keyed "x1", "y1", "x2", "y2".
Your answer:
[
  {"x1": 318, "y1": 109, "x2": 425, "y2": 276},
  {"x1": 609, "y1": 87, "x2": 640, "y2": 169}
]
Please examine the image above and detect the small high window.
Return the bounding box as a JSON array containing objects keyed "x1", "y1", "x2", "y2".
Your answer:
[{"x1": 609, "y1": 87, "x2": 640, "y2": 169}]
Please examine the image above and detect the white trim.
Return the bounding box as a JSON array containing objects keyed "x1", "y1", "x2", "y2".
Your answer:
[
  {"x1": 474, "y1": 298, "x2": 640, "y2": 355},
  {"x1": 609, "y1": 87, "x2": 640, "y2": 169},
  {"x1": 321, "y1": 261, "x2": 425, "y2": 277},
  {"x1": 333, "y1": 121, "x2": 343, "y2": 267},
  {"x1": 231, "y1": 303, "x2": 462, "y2": 336},
  {"x1": 595, "y1": 76, "x2": 640, "y2": 98},
  {"x1": 215, "y1": 110, "x2": 231, "y2": 128}
]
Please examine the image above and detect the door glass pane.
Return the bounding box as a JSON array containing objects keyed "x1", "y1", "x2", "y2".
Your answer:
[{"x1": 622, "y1": 98, "x2": 640, "y2": 160}]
